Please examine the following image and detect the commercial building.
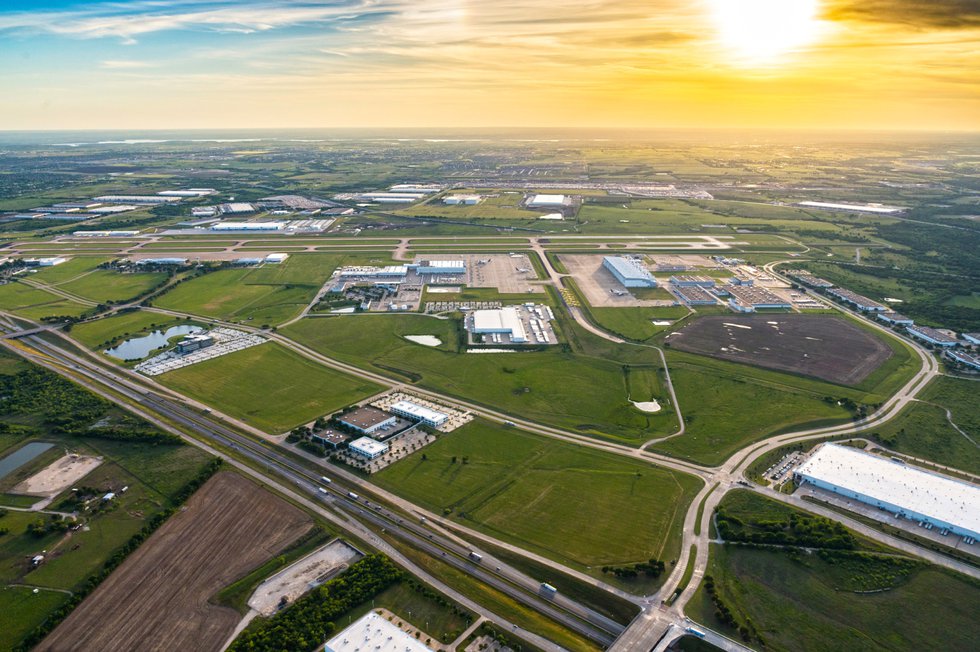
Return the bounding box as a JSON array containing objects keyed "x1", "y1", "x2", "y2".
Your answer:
[
  {"x1": 797, "y1": 201, "x2": 906, "y2": 215},
  {"x1": 264, "y1": 253, "x2": 289, "y2": 264},
  {"x1": 471, "y1": 307, "x2": 528, "y2": 343},
  {"x1": 670, "y1": 275, "x2": 716, "y2": 288},
  {"x1": 785, "y1": 270, "x2": 834, "y2": 288},
  {"x1": 877, "y1": 312, "x2": 914, "y2": 326},
  {"x1": 389, "y1": 184, "x2": 442, "y2": 193},
  {"x1": 443, "y1": 195, "x2": 482, "y2": 205},
  {"x1": 324, "y1": 612, "x2": 432, "y2": 652},
  {"x1": 210, "y1": 221, "x2": 283, "y2": 231},
  {"x1": 906, "y1": 325, "x2": 959, "y2": 347},
  {"x1": 94, "y1": 195, "x2": 180, "y2": 204},
  {"x1": 312, "y1": 430, "x2": 351, "y2": 450},
  {"x1": 945, "y1": 350, "x2": 980, "y2": 371},
  {"x1": 158, "y1": 188, "x2": 216, "y2": 197},
  {"x1": 414, "y1": 260, "x2": 466, "y2": 275},
  {"x1": 36, "y1": 213, "x2": 97, "y2": 221},
  {"x1": 338, "y1": 406, "x2": 399, "y2": 436},
  {"x1": 672, "y1": 285, "x2": 717, "y2": 306},
  {"x1": 727, "y1": 284, "x2": 792, "y2": 312},
  {"x1": 192, "y1": 207, "x2": 218, "y2": 217},
  {"x1": 826, "y1": 288, "x2": 888, "y2": 312},
  {"x1": 348, "y1": 437, "x2": 390, "y2": 460},
  {"x1": 962, "y1": 333, "x2": 980, "y2": 346},
  {"x1": 389, "y1": 400, "x2": 448, "y2": 427},
  {"x1": 72, "y1": 230, "x2": 140, "y2": 238},
  {"x1": 219, "y1": 203, "x2": 257, "y2": 214},
  {"x1": 176, "y1": 334, "x2": 214, "y2": 354},
  {"x1": 339, "y1": 265, "x2": 408, "y2": 279},
  {"x1": 23, "y1": 257, "x2": 68, "y2": 267},
  {"x1": 603, "y1": 256, "x2": 657, "y2": 288},
  {"x1": 134, "y1": 257, "x2": 189, "y2": 266},
  {"x1": 795, "y1": 443, "x2": 980, "y2": 540},
  {"x1": 90, "y1": 205, "x2": 139, "y2": 214},
  {"x1": 730, "y1": 276, "x2": 754, "y2": 286},
  {"x1": 527, "y1": 194, "x2": 567, "y2": 207}
]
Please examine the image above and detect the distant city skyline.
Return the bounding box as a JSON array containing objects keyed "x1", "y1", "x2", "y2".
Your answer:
[{"x1": 1, "y1": 0, "x2": 977, "y2": 131}]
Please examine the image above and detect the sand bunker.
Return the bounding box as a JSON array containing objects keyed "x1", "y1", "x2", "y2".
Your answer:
[{"x1": 631, "y1": 399, "x2": 662, "y2": 413}]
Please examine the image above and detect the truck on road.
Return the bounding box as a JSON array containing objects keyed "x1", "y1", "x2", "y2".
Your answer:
[{"x1": 468, "y1": 551, "x2": 483, "y2": 563}]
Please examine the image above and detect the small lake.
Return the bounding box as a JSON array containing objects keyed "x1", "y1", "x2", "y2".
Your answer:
[
  {"x1": 105, "y1": 325, "x2": 203, "y2": 360},
  {"x1": 0, "y1": 442, "x2": 54, "y2": 480}
]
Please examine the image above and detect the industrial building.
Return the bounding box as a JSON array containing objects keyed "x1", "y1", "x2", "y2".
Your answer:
[
  {"x1": 786, "y1": 270, "x2": 834, "y2": 288},
  {"x1": 906, "y1": 325, "x2": 959, "y2": 347},
  {"x1": 94, "y1": 195, "x2": 180, "y2": 204},
  {"x1": 797, "y1": 201, "x2": 906, "y2": 215},
  {"x1": 826, "y1": 288, "x2": 888, "y2": 312},
  {"x1": 795, "y1": 443, "x2": 980, "y2": 541},
  {"x1": 945, "y1": 350, "x2": 980, "y2": 371},
  {"x1": 324, "y1": 612, "x2": 432, "y2": 652},
  {"x1": 90, "y1": 205, "x2": 139, "y2": 214},
  {"x1": 134, "y1": 257, "x2": 189, "y2": 266},
  {"x1": 158, "y1": 188, "x2": 216, "y2": 197},
  {"x1": 218, "y1": 203, "x2": 257, "y2": 214},
  {"x1": 471, "y1": 306, "x2": 528, "y2": 343},
  {"x1": 672, "y1": 285, "x2": 717, "y2": 306},
  {"x1": 389, "y1": 400, "x2": 448, "y2": 427},
  {"x1": 210, "y1": 221, "x2": 283, "y2": 231},
  {"x1": 877, "y1": 312, "x2": 914, "y2": 326},
  {"x1": 414, "y1": 260, "x2": 466, "y2": 275},
  {"x1": 265, "y1": 253, "x2": 289, "y2": 264},
  {"x1": 338, "y1": 406, "x2": 399, "y2": 436},
  {"x1": 348, "y1": 437, "x2": 390, "y2": 460},
  {"x1": 727, "y1": 284, "x2": 792, "y2": 312},
  {"x1": 443, "y1": 195, "x2": 482, "y2": 205},
  {"x1": 339, "y1": 265, "x2": 408, "y2": 280},
  {"x1": 963, "y1": 333, "x2": 980, "y2": 346},
  {"x1": 670, "y1": 275, "x2": 716, "y2": 288},
  {"x1": 176, "y1": 334, "x2": 214, "y2": 354},
  {"x1": 72, "y1": 230, "x2": 140, "y2": 238},
  {"x1": 527, "y1": 194, "x2": 567, "y2": 208},
  {"x1": 602, "y1": 256, "x2": 657, "y2": 288},
  {"x1": 23, "y1": 257, "x2": 68, "y2": 267}
]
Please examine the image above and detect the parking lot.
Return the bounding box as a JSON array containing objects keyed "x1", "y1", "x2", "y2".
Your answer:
[
  {"x1": 135, "y1": 327, "x2": 265, "y2": 376},
  {"x1": 459, "y1": 253, "x2": 545, "y2": 294},
  {"x1": 371, "y1": 391, "x2": 473, "y2": 433}
]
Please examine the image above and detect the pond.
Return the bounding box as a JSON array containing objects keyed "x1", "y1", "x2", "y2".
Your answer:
[
  {"x1": 105, "y1": 325, "x2": 203, "y2": 360},
  {"x1": 0, "y1": 442, "x2": 54, "y2": 480}
]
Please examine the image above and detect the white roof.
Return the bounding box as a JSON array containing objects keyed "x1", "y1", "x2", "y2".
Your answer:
[
  {"x1": 471, "y1": 307, "x2": 527, "y2": 341},
  {"x1": 325, "y1": 612, "x2": 432, "y2": 652},
  {"x1": 389, "y1": 400, "x2": 448, "y2": 423},
  {"x1": 419, "y1": 260, "x2": 465, "y2": 269},
  {"x1": 211, "y1": 222, "x2": 283, "y2": 230},
  {"x1": 264, "y1": 253, "x2": 289, "y2": 262},
  {"x1": 529, "y1": 194, "x2": 566, "y2": 205},
  {"x1": 798, "y1": 201, "x2": 905, "y2": 214},
  {"x1": 796, "y1": 444, "x2": 980, "y2": 535},
  {"x1": 349, "y1": 437, "x2": 389, "y2": 457}
]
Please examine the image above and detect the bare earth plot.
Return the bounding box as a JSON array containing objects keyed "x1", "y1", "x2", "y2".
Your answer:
[
  {"x1": 37, "y1": 472, "x2": 313, "y2": 652},
  {"x1": 13, "y1": 454, "x2": 102, "y2": 496},
  {"x1": 667, "y1": 315, "x2": 892, "y2": 385}
]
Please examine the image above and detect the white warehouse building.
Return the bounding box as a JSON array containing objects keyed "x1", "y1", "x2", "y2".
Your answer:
[
  {"x1": 348, "y1": 437, "x2": 389, "y2": 460},
  {"x1": 210, "y1": 222, "x2": 283, "y2": 231},
  {"x1": 471, "y1": 307, "x2": 528, "y2": 343},
  {"x1": 794, "y1": 443, "x2": 980, "y2": 541},
  {"x1": 603, "y1": 256, "x2": 657, "y2": 288},
  {"x1": 414, "y1": 260, "x2": 465, "y2": 275},
  {"x1": 389, "y1": 400, "x2": 448, "y2": 427}
]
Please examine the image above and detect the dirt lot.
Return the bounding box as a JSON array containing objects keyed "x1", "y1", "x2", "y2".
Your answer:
[
  {"x1": 667, "y1": 315, "x2": 893, "y2": 385},
  {"x1": 560, "y1": 254, "x2": 674, "y2": 307},
  {"x1": 13, "y1": 454, "x2": 102, "y2": 496},
  {"x1": 37, "y1": 472, "x2": 313, "y2": 652},
  {"x1": 247, "y1": 539, "x2": 361, "y2": 616}
]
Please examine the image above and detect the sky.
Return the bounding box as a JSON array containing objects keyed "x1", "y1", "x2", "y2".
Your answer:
[{"x1": 0, "y1": 0, "x2": 977, "y2": 131}]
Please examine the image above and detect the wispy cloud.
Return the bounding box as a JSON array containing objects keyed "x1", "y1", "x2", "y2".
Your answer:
[{"x1": 100, "y1": 59, "x2": 153, "y2": 69}]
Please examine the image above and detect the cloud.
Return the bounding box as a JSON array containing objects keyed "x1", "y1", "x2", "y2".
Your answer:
[
  {"x1": 100, "y1": 59, "x2": 153, "y2": 69},
  {"x1": 825, "y1": 0, "x2": 980, "y2": 29}
]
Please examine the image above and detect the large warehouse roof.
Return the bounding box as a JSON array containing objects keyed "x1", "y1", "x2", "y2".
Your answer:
[
  {"x1": 325, "y1": 612, "x2": 431, "y2": 652},
  {"x1": 795, "y1": 444, "x2": 980, "y2": 535},
  {"x1": 603, "y1": 256, "x2": 655, "y2": 283},
  {"x1": 471, "y1": 307, "x2": 528, "y2": 342},
  {"x1": 389, "y1": 400, "x2": 448, "y2": 424}
]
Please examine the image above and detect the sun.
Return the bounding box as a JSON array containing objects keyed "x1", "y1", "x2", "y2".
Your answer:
[{"x1": 709, "y1": 0, "x2": 823, "y2": 66}]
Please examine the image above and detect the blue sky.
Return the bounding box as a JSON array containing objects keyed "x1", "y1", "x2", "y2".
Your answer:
[{"x1": 0, "y1": 1, "x2": 977, "y2": 131}]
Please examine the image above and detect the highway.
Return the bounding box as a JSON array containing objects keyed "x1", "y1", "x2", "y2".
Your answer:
[{"x1": 0, "y1": 321, "x2": 622, "y2": 648}]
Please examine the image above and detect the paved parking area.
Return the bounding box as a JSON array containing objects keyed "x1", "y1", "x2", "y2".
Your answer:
[{"x1": 461, "y1": 253, "x2": 544, "y2": 294}]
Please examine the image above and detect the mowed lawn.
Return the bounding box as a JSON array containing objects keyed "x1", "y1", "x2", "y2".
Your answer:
[
  {"x1": 374, "y1": 420, "x2": 702, "y2": 569},
  {"x1": 284, "y1": 315, "x2": 676, "y2": 445},
  {"x1": 0, "y1": 282, "x2": 90, "y2": 320},
  {"x1": 59, "y1": 270, "x2": 166, "y2": 303},
  {"x1": 153, "y1": 254, "x2": 346, "y2": 325},
  {"x1": 649, "y1": 354, "x2": 855, "y2": 465},
  {"x1": 157, "y1": 342, "x2": 383, "y2": 433}
]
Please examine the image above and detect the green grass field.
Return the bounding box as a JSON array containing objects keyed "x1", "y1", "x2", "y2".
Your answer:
[
  {"x1": 374, "y1": 420, "x2": 702, "y2": 574},
  {"x1": 0, "y1": 586, "x2": 71, "y2": 651},
  {"x1": 0, "y1": 282, "x2": 91, "y2": 320},
  {"x1": 69, "y1": 310, "x2": 193, "y2": 349},
  {"x1": 58, "y1": 270, "x2": 166, "y2": 303},
  {"x1": 688, "y1": 546, "x2": 979, "y2": 652},
  {"x1": 869, "y1": 375, "x2": 980, "y2": 474},
  {"x1": 283, "y1": 314, "x2": 677, "y2": 444},
  {"x1": 157, "y1": 342, "x2": 383, "y2": 433},
  {"x1": 152, "y1": 254, "x2": 348, "y2": 325},
  {"x1": 648, "y1": 353, "x2": 855, "y2": 465},
  {"x1": 28, "y1": 257, "x2": 108, "y2": 284}
]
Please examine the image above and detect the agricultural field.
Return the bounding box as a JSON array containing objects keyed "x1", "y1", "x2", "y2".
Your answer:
[
  {"x1": 0, "y1": 282, "x2": 91, "y2": 320},
  {"x1": 869, "y1": 375, "x2": 980, "y2": 474},
  {"x1": 37, "y1": 472, "x2": 314, "y2": 652},
  {"x1": 156, "y1": 342, "x2": 383, "y2": 433},
  {"x1": 152, "y1": 254, "x2": 346, "y2": 325},
  {"x1": 374, "y1": 420, "x2": 702, "y2": 576},
  {"x1": 689, "y1": 491, "x2": 980, "y2": 651},
  {"x1": 666, "y1": 315, "x2": 893, "y2": 385},
  {"x1": 0, "y1": 352, "x2": 216, "y2": 650},
  {"x1": 283, "y1": 313, "x2": 678, "y2": 445}
]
